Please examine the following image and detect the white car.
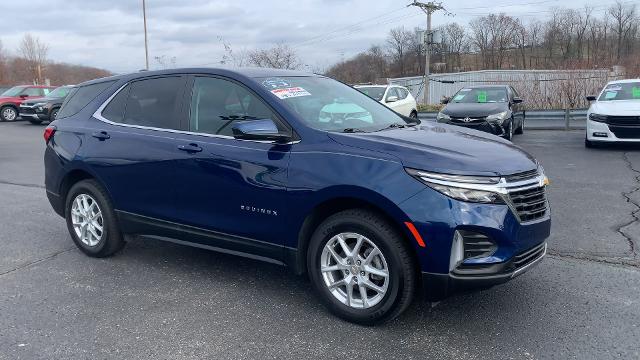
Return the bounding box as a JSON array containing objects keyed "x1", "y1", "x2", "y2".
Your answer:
[
  {"x1": 586, "y1": 79, "x2": 640, "y2": 147},
  {"x1": 354, "y1": 85, "x2": 418, "y2": 119}
]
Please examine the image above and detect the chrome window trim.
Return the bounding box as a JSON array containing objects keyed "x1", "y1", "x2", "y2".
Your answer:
[{"x1": 92, "y1": 82, "x2": 300, "y2": 145}]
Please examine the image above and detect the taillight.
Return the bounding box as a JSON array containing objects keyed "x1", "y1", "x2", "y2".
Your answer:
[{"x1": 44, "y1": 125, "x2": 56, "y2": 143}]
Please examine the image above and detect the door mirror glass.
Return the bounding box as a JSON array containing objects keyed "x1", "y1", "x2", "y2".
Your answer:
[
  {"x1": 512, "y1": 97, "x2": 523, "y2": 104},
  {"x1": 386, "y1": 95, "x2": 398, "y2": 103},
  {"x1": 19, "y1": 94, "x2": 29, "y2": 98},
  {"x1": 232, "y1": 119, "x2": 290, "y2": 142},
  {"x1": 586, "y1": 95, "x2": 597, "y2": 102},
  {"x1": 441, "y1": 97, "x2": 450, "y2": 104}
]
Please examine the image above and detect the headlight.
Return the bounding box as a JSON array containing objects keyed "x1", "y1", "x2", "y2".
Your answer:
[
  {"x1": 486, "y1": 111, "x2": 509, "y2": 123},
  {"x1": 32, "y1": 102, "x2": 46, "y2": 107},
  {"x1": 436, "y1": 112, "x2": 450, "y2": 122},
  {"x1": 589, "y1": 113, "x2": 607, "y2": 122},
  {"x1": 406, "y1": 168, "x2": 505, "y2": 204}
]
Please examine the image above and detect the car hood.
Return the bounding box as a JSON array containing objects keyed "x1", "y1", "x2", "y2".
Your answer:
[
  {"x1": 590, "y1": 100, "x2": 640, "y2": 115},
  {"x1": 328, "y1": 122, "x2": 537, "y2": 176},
  {"x1": 442, "y1": 102, "x2": 509, "y2": 118},
  {"x1": 22, "y1": 97, "x2": 60, "y2": 105}
]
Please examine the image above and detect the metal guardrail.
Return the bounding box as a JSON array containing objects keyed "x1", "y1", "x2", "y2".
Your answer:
[{"x1": 418, "y1": 109, "x2": 588, "y2": 130}]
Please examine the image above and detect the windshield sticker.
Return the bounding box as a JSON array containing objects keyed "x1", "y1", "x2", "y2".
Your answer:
[
  {"x1": 633, "y1": 87, "x2": 640, "y2": 99},
  {"x1": 477, "y1": 91, "x2": 487, "y2": 103},
  {"x1": 604, "y1": 91, "x2": 618, "y2": 100},
  {"x1": 453, "y1": 94, "x2": 466, "y2": 101},
  {"x1": 271, "y1": 87, "x2": 311, "y2": 99},
  {"x1": 262, "y1": 78, "x2": 291, "y2": 89}
]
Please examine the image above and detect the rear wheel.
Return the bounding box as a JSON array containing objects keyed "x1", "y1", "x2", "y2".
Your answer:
[
  {"x1": 307, "y1": 209, "x2": 416, "y2": 325},
  {"x1": 65, "y1": 180, "x2": 125, "y2": 257},
  {"x1": 0, "y1": 106, "x2": 18, "y2": 122}
]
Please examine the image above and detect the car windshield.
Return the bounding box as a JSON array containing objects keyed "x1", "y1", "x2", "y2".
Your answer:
[
  {"x1": 259, "y1": 76, "x2": 408, "y2": 133},
  {"x1": 47, "y1": 86, "x2": 72, "y2": 98},
  {"x1": 356, "y1": 86, "x2": 386, "y2": 101},
  {"x1": 1, "y1": 86, "x2": 25, "y2": 97},
  {"x1": 451, "y1": 87, "x2": 508, "y2": 103},
  {"x1": 598, "y1": 82, "x2": 640, "y2": 101}
]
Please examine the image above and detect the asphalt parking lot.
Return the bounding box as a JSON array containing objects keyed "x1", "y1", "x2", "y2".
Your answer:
[{"x1": 1, "y1": 121, "x2": 639, "y2": 359}]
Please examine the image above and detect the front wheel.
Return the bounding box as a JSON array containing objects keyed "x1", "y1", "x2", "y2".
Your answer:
[
  {"x1": 65, "y1": 180, "x2": 125, "y2": 257},
  {"x1": 50, "y1": 108, "x2": 59, "y2": 120},
  {"x1": 502, "y1": 119, "x2": 514, "y2": 141},
  {"x1": 515, "y1": 117, "x2": 524, "y2": 135},
  {"x1": 307, "y1": 209, "x2": 416, "y2": 325},
  {"x1": 409, "y1": 110, "x2": 418, "y2": 119}
]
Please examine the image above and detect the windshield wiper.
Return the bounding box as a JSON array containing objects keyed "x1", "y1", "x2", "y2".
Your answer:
[
  {"x1": 377, "y1": 123, "x2": 406, "y2": 131},
  {"x1": 342, "y1": 128, "x2": 366, "y2": 133}
]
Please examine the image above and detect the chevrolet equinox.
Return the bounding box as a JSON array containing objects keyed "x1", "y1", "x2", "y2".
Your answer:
[{"x1": 44, "y1": 68, "x2": 551, "y2": 325}]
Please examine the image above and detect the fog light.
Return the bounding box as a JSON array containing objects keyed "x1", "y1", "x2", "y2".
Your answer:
[
  {"x1": 592, "y1": 132, "x2": 608, "y2": 138},
  {"x1": 449, "y1": 231, "x2": 464, "y2": 271}
]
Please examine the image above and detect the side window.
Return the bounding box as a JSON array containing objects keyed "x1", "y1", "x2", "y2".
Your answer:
[
  {"x1": 397, "y1": 88, "x2": 409, "y2": 100},
  {"x1": 121, "y1": 77, "x2": 182, "y2": 129},
  {"x1": 23, "y1": 87, "x2": 42, "y2": 96},
  {"x1": 57, "y1": 81, "x2": 115, "y2": 119},
  {"x1": 189, "y1": 77, "x2": 282, "y2": 136},
  {"x1": 102, "y1": 85, "x2": 130, "y2": 123},
  {"x1": 43, "y1": 88, "x2": 51, "y2": 96},
  {"x1": 386, "y1": 88, "x2": 400, "y2": 101}
]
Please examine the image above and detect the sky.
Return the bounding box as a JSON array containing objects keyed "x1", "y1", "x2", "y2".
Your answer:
[{"x1": 0, "y1": 0, "x2": 631, "y2": 74}]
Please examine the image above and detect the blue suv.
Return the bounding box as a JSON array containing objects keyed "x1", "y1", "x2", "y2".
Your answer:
[{"x1": 44, "y1": 68, "x2": 550, "y2": 324}]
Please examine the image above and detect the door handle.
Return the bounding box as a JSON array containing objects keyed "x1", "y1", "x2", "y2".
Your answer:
[
  {"x1": 177, "y1": 143, "x2": 203, "y2": 153},
  {"x1": 92, "y1": 131, "x2": 110, "y2": 140}
]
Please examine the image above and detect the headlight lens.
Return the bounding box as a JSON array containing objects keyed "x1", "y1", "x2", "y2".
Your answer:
[
  {"x1": 486, "y1": 111, "x2": 509, "y2": 123},
  {"x1": 436, "y1": 112, "x2": 450, "y2": 122},
  {"x1": 406, "y1": 168, "x2": 505, "y2": 204},
  {"x1": 589, "y1": 113, "x2": 607, "y2": 122}
]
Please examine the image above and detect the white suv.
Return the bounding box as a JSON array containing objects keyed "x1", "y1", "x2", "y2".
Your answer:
[
  {"x1": 354, "y1": 85, "x2": 418, "y2": 118},
  {"x1": 585, "y1": 79, "x2": 640, "y2": 147}
]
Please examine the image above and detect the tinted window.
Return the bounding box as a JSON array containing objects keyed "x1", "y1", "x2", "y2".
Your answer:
[
  {"x1": 23, "y1": 87, "x2": 43, "y2": 96},
  {"x1": 120, "y1": 77, "x2": 182, "y2": 129},
  {"x1": 57, "y1": 81, "x2": 115, "y2": 119},
  {"x1": 598, "y1": 82, "x2": 640, "y2": 101},
  {"x1": 190, "y1": 77, "x2": 282, "y2": 136},
  {"x1": 102, "y1": 85, "x2": 130, "y2": 123},
  {"x1": 450, "y1": 87, "x2": 508, "y2": 104}
]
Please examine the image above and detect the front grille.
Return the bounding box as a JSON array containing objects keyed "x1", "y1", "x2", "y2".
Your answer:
[
  {"x1": 460, "y1": 231, "x2": 496, "y2": 259},
  {"x1": 450, "y1": 117, "x2": 486, "y2": 125},
  {"x1": 513, "y1": 242, "x2": 546, "y2": 269},
  {"x1": 505, "y1": 169, "x2": 538, "y2": 182},
  {"x1": 20, "y1": 108, "x2": 35, "y2": 115},
  {"x1": 609, "y1": 126, "x2": 640, "y2": 139},
  {"x1": 508, "y1": 186, "x2": 548, "y2": 222},
  {"x1": 605, "y1": 115, "x2": 640, "y2": 126}
]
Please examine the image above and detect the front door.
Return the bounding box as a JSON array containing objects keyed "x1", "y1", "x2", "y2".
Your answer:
[{"x1": 171, "y1": 76, "x2": 292, "y2": 254}]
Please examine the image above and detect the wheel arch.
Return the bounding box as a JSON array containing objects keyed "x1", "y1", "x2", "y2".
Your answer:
[
  {"x1": 58, "y1": 167, "x2": 112, "y2": 210},
  {"x1": 290, "y1": 193, "x2": 420, "y2": 276}
]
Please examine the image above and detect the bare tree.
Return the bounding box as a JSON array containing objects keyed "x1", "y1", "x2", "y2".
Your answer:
[
  {"x1": 18, "y1": 33, "x2": 49, "y2": 84},
  {"x1": 442, "y1": 23, "x2": 467, "y2": 71},
  {"x1": 386, "y1": 27, "x2": 413, "y2": 76},
  {"x1": 608, "y1": 0, "x2": 637, "y2": 61},
  {"x1": 218, "y1": 37, "x2": 248, "y2": 67},
  {"x1": 247, "y1": 44, "x2": 301, "y2": 70}
]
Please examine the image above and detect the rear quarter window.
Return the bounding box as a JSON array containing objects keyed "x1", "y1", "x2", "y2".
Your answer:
[{"x1": 57, "y1": 81, "x2": 115, "y2": 119}]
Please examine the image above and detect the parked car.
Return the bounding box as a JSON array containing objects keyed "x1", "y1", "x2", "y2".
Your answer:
[
  {"x1": 44, "y1": 68, "x2": 550, "y2": 325},
  {"x1": 0, "y1": 85, "x2": 56, "y2": 121},
  {"x1": 19, "y1": 85, "x2": 74, "y2": 124},
  {"x1": 0, "y1": 86, "x2": 11, "y2": 94},
  {"x1": 436, "y1": 85, "x2": 525, "y2": 140},
  {"x1": 354, "y1": 85, "x2": 418, "y2": 118},
  {"x1": 585, "y1": 79, "x2": 640, "y2": 148}
]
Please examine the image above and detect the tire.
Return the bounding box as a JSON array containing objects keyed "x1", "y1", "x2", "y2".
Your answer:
[
  {"x1": 65, "y1": 179, "x2": 125, "y2": 257},
  {"x1": 50, "y1": 107, "x2": 59, "y2": 121},
  {"x1": 503, "y1": 119, "x2": 514, "y2": 141},
  {"x1": 515, "y1": 117, "x2": 524, "y2": 135},
  {"x1": 409, "y1": 111, "x2": 418, "y2": 119},
  {"x1": 28, "y1": 119, "x2": 43, "y2": 125},
  {"x1": 0, "y1": 106, "x2": 18, "y2": 122},
  {"x1": 307, "y1": 209, "x2": 416, "y2": 325}
]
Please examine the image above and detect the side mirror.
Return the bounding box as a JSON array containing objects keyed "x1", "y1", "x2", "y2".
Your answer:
[
  {"x1": 586, "y1": 95, "x2": 597, "y2": 102},
  {"x1": 19, "y1": 94, "x2": 29, "y2": 98},
  {"x1": 512, "y1": 97, "x2": 523, "y2": 104},
  {"x1": 386, "y1": 95, "x2": 398, "y2": 103},
  {"x1": 441, "y1": 97, "x2": 450, "y2": 104},
  {"x1": 231, "y1": 119, "x2": 290, "y2": 143}
]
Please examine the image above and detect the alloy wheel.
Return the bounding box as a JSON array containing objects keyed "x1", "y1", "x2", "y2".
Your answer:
[
  {"x1": 2, "y1": 107, "x2": 17, "y2": 121},
  {"x1": 70, "y1": 194, "x2": 104, "y2": 247},
  {"x1": 320, "y1": 232, "x2": 390, "y2": 309}
]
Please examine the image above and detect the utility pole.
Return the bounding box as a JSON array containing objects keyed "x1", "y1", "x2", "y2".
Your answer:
[
  {"x1": 142, "y1": 0, "x2": 149, "y2": 70},
  {"x1": 408, "y1": 1, "x2": 446, "y2": 105}
]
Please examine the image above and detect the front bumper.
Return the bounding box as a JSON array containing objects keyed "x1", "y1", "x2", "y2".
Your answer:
[
  {"x1": 586, "y1": 119, "x2": 640, "y2": 142},
  {"x1": 421, "y1": 242, "x2": 546, "y2": 300},
  {"x1": 441, "y1": 119, "x2": 506, "y2": 136},
  {"x1": 19, "y1": 105, "x2": 49, "y2": 121}
]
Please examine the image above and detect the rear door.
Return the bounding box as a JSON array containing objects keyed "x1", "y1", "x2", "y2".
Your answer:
[
  {"x1": 85, "y1": 76, "x2": 189, "y2": 223},
  {"x1": 169, "y1": 75, "x2": 292, "y2": 253}
]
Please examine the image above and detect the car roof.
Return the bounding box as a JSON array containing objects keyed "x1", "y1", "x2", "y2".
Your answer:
[
  {"x1": 461, "y1": 85, "x2": 510, "y2": 89},
  {"x1": 354, "y1": 85, "x2": 387, "y2": 88},
  {"x1": 79, "y1": 67, "x2": 318, "y2": 87},
  {"x1": 607, "y1": 79, "x2": 640, "y2": 85}
]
